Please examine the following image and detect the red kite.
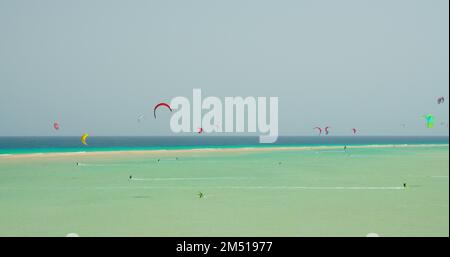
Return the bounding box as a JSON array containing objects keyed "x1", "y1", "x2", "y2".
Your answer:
[{"x1": 153, "y1": 102, "x2": 172, "y2": 118}]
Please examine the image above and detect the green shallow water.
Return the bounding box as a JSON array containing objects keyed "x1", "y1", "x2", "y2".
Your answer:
[{"x1": 0, "y1": 146, "x2": 448, "y2": 236}]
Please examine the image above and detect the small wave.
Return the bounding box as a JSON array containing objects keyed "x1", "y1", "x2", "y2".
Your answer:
[
  {"x1": 130, "y1": 177, "x2": 252, "y2": 181},
  {"x1": 157, "y1": 158, "x2": 179, "y2": 162},
  {"x1": 431, "y1": 176, "x2": 449, "y2": 179},
  {"x1": 93, "y1": 185, "x2": 406, "y2": 190},
  {"x1": 349, "y1": 155, "x2": 371, "y2": 158},
  {"x1": 0, "y1": 185, "x2": 406, "y2": 191},
  {"x1": 77, "y1": 163, "x2": 122, "y2": 167}
]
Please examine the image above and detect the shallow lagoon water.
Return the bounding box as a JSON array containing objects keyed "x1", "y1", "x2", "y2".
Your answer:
[{"x1": 0, "y1": 144, "x2": 448, "y2": 236}]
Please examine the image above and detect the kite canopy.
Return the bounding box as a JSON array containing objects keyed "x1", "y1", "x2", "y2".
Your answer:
[
  {"x1": 198, "y1": 127, "x2": 203, "y2": 134},
  {"x1": 324, "y1": 126, "x2": 331, "y2": 135},
  {"x1": 53, "y1": 122, "x2": 60, "y2": 130},
  {"x1": 423, "y1": 114, "x2": 435, "y2": 128},
  {"x1": 313, "y1": 127, "x2": 322, "y2": 135},
  {"x1": 81, "y1": 133, "x2": 89, "y2": 146},
  {"x1": 153, "y1": 103, "x2": 172, "y2": 118},
  {"x1": 437, "y1": 97, "x2": 445, "y2": 104}
]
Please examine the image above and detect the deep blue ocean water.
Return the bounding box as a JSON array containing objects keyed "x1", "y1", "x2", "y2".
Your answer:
[{"x1": 0, "y1": 136, "x2": 448, "y2": 154}]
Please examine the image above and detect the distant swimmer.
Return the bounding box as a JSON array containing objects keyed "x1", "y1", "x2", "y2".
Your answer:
[
  {"x1": 157, "y1": 159, "x2": 160, "y2": 162},
  {"x1": 129, "y1": 175, "x2": 133, "y2": 180},
  {"x1": 403, "y1": 183, "x2": 407, "y2": 188},
  {"x1": 197, "y1": 192, "x2": 204, "y2": 198},
  {"x1": 76, "y1": 162, "x2": 79, "y2": 166}
]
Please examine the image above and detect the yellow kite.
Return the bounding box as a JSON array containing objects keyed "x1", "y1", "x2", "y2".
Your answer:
[{"x1": 81, "y1": 133, "x2": 89, "y2": 146}]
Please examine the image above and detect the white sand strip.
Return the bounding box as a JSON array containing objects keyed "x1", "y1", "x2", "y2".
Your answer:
[{"x1": 0, "y1": 143, "x2": 447, "y2": 159}]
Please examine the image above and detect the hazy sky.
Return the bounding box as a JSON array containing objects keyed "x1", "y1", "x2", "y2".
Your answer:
[{"x1": 0, "y1": 0, "x2": 448, "y2": 136}]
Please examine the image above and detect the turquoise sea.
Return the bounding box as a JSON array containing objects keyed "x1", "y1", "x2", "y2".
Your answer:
[{"x1": 1, "y1": 136, "x2": 448, "y2": 154}]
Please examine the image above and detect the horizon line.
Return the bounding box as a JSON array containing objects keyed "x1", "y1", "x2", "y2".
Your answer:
[{"x1": 0, "y1": 135, "x2": 448, "y2": 138}]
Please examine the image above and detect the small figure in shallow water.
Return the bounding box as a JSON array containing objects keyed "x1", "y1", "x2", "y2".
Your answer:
[
  {"x1": 197, "y1": 192, "x2": 204, "y2": 198},
  {"x1": 76, "y1": 162, "x2": 79, "y2": 166},
  {"x1": 403, "y1": 183, "x2": 407, "y2": 188},
  {"x1": 278, "y1": 162, "x2": 282, "y2": 165},
  {"x1": 129, "y1": 175, "x2": 133, "y2": 180}
]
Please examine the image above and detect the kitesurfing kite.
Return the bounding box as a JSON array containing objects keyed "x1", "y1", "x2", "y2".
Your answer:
[
  {"x1": 352, "y1": 128, "x2": 357, "y2": 135},
  {"x1": 53, "y1": 122, "x2": 60, "y2": 130},
  {"x1": 314, "y1": 127, "x2": 322, "y2": 135},
  {"x1": 437, "y1": 97, "x2": 445, "y2": 104},
  {"x1": 153, "y1": 102, "x2": 172, "y2": 118},
  {"x1": 137, "y1": 114, "x2": 144, "y2": 123},
  {"x1": 198, "y1": 127, "x2": 204, "y2": 134},
  {"x1": 81, "y1": 133, "x2": 89, "y2": 146},
  {"x1": 325, "y1": 126, "x2": 331, "y2": 135},
  {"x1": 423, "y1": 114, "x2": 435, "y2": 128}
]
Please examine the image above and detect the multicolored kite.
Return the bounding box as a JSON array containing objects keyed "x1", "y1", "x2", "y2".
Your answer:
[{"x1": 423, "y1": 114, "x2": 435, "y2": 128}]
